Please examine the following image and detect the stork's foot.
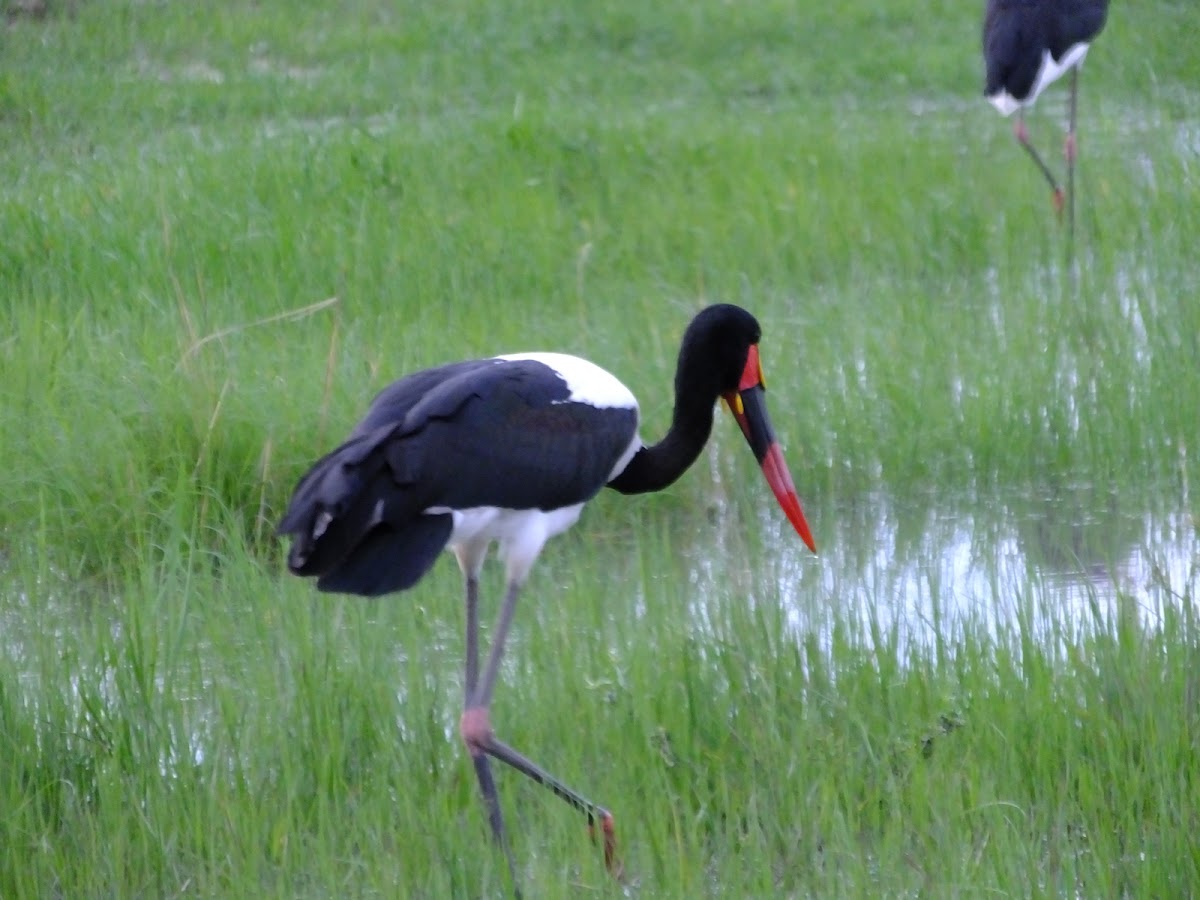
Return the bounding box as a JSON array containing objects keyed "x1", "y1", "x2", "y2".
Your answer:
[{"x1": 588, "y1": 809, "x2": 624, "y2": 880}]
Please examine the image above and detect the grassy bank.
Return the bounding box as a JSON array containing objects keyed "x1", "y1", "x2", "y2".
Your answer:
[{"x1": 2, "y1": 0, "x2": 1198, "y2": 573}]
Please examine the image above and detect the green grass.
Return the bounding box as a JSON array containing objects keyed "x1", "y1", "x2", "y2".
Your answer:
[
  {"x1": 4, "y1": 517, "x2": 1198, "y2": 896},
  {"x1": 3, "y1": 0, "x2": 1200, "y2": 896}
]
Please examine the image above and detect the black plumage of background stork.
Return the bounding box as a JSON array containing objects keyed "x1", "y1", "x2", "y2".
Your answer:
[
  {"x1": 277, "y1": 303, "x2": 817, "y2": 892},
  {"x1": 983, "y1": 0, "x2": 1110, "y2": 236}
]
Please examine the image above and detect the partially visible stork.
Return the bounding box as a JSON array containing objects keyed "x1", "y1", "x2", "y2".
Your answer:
[
  {"x1": 983, "y1": 0, "x2": 1110, "y2": 236},
  {"x1": 277, "y1": 304, "x2": 817, "y2": 894}
]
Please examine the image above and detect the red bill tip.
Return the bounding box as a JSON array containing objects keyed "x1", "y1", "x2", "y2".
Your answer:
[{"x1": 762, "y1": 442, "x2": 817, "y2": 554}]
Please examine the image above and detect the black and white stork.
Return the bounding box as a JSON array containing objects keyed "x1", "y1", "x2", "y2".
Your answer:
[
  {"x1": 277, "y1": 303, "x2": 816, "y2": 889},
  {"x1": 983, "y1": 0, "x2": 1110, "y2": 235}
]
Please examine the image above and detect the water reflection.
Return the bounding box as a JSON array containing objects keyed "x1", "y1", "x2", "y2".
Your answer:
[
  {"x1": 761, "y1": 488, "x2": 1197, "y2": 654},
  {"x1": 3, "y1": 488, "x2": 1196, "y2": 721}
]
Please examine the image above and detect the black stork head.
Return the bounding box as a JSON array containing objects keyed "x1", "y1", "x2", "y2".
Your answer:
[{"x1": 679, "y1": 304, "x2": 818, "y2": 554}]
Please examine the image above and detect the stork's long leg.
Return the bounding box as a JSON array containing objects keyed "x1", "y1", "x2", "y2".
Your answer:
[
  {"x1": 465, "y1": 575, "x2": 481, "y2": 696},
  {"x1": 462, "y1": 574, "x2": 521, "y2": 896},
  {"x1": 470, "y1": 579, "x2": 521, "y2": 711},
  {"x1": 1014, "y1": 111, "x2": 1065, "y2": 218},
  {"x1": 1065, "y1": 66, "x2": 1080, "y2": 242},
  {"x1": 460, "y1": 580, "x2": 622, "y2": 877}
]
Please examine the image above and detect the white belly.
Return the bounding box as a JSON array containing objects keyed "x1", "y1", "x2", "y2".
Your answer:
[{"x1": 430, "y1": 503, "x2": 586, "y2": 585}]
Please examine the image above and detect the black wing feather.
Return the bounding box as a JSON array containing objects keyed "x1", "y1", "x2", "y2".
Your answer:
[
  {"x1": 351, "y1": 359, "x2": 500, "y2": 437},
  {"x1": 1049, "y1": 0, "x2": 1107, "y2": 57},
  {"x1": 983, "y1": 0, "x2": 1043, "y2": 100},
  {"x1": 984, "y1": 0, "x2": 1109, "y2": 100},
  {"x1": 278, "y1": 357, "x2": 638, "y2": 596},
  {"x1": 315, "y1": 514, "x2": 453, "y2": 596}
]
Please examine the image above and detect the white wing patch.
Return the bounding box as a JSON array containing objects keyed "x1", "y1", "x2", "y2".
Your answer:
[
  {"x1": 497, "y1": 352, "x2": 638, "y2": 410},
  {"x1": 1029, "y1": 42, "x2": 1091, "y2": 104},
  {"x1": 987, "y1": 90, "x2": 1024, "y2": 117},
  {"x1": 988, "y1": 42, "x2": 1091, "y2": 115}
]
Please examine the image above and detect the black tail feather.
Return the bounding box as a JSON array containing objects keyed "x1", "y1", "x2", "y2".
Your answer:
[
  {"x1": 277, "y1": 432, "x2": 380, "y2": 539},
  {"x1": 277, "y1": 426, "x2": 450, "y2": 595},
  {"x1": 284, "y1": 465, "x2": 389, "y2": 577},
  {"x1": 315, "y1": 514, "x2": 453, "y2": 596}
]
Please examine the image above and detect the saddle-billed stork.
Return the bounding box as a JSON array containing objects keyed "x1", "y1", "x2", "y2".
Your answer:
[
  {"x1": 277, "y1": 303, "x2": 817, "y2": 891},
  {"x1": 983, "y1": 0, "x2": 1109, "y2": 235}
]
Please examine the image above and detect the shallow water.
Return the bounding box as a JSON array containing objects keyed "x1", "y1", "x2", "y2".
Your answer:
[
  {"x1": 3, "y1": 488, "x2": 1196, "y2": 686},
  {"x1": 757, "y1": 487, "x2": 1197, "y2": 654}
]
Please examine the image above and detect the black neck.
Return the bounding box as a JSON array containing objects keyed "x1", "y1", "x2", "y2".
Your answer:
[{"x1": 607, "y1": 381, "x2": 717, "y2": 496}]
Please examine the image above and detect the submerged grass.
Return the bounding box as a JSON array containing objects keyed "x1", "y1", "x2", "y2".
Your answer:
[{"x1": 3, "y1": 0, "x2": 1200, "y2": 896}]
